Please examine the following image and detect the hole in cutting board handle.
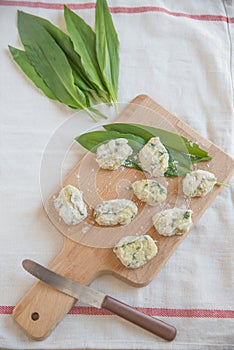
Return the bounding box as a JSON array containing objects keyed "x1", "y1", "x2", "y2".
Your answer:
[{"x1": 31, "y1": 312, "x2": 40, "y2": 321}]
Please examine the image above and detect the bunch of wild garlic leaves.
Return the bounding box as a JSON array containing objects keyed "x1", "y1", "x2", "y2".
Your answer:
[{"x1": 9, "y1": 0, "x2": 119, "y2": 121}]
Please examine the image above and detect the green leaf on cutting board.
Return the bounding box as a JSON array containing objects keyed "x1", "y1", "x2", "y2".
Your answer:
[
  {"x1": 104, "y1": 123, "x2": 212, "y2": 162},
  {"x1": 95, "y1": 0, "x2": 120, "y2": 106},
  {"x1": 134, "y1": 124, "x2": 211, "y2": 161},
  {"x1": 164, "y1": 148, "x2": 191, "y2": 176},
  {"x1": 8, "y1": 45, "x2": 57, "y2": 100},
  {"x1": 75, "y1": 129, "x2": 192, "y2": 176},
  {"x1": 76, "y1": 123, "x2": 212, "y2": 177},
  {"x1": 64, "y1": 6, "x2": 108, "y2": 98},
  {"x1": 76, "y1": 130, "x2": 145, "y2": 152},
  {"x1": 76, "y1": 130, "x2": 145, "y2": 171}
]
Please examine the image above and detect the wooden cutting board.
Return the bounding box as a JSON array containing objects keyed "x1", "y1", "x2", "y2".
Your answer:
[{"x1": 13, "y1": 95, "x2": 234, "y2": 339}]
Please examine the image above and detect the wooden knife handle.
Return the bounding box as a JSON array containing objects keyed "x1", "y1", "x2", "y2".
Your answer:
[{"x1": 102, "y1": 295, "x2": 176, "y2": 341}]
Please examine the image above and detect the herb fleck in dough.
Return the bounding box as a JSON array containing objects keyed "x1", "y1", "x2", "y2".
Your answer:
[
  {"x1": 94, "y1": 199, "x2": 138, "y2": 226},
  {"x1": 183, "y1": 170, "x2": 217, "y2": 197},
  {"x1": 138, "y1": 137, "x2": 169, "y2": 177},
  {"x1": 96, "y1": 138, "x2": 133, "y2": 170},
  {"x1": 113, "y1": 235, "x2": 158, "y2": 268},
  {"x1": 54, "y1": 185, "x2": 87, "y2": 225},
  {"x1": 153, "y1": 208, "x2": 193, "y2": 236},
  {"x1": 131, "y1": 179, "x2": 167, "y2": 206}
]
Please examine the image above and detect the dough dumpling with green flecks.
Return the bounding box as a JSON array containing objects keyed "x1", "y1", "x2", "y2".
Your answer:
[
  {"x1": 153, "y1": 208, "x2": 193, "y2": 236},
  {"x1": 93, "y1": 199, "x2": 138, "y2": 226},
  {"x1": 54, "y1": 185, "x2": 87, "y2": 225},
  {"x1": 96, "y1": 138, "x2": 133, "y2": 170},
  {"x1": 138, "y1": 137, "x2": 169, "y2": 177},
  {"x1": 182, "y1": 169, "x2": 217, "y2": 197},
  {"x1": 131, "y1": 179, "x2": 167, "y2": 206},
  {"x1": 113, "y1": 235, "x2": 158, "y2": 268}
]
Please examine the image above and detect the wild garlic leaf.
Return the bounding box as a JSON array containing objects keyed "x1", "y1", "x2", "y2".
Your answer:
[
  {"x1": 36, "y1": 19, "x2": 110, "y2": 106},
  {"x1": 95, "y1": 0, "x2": 119, "y2": 106},
  {"x1": 18, "y1": 11, "x2": 87, "y2": 109},
  {"x1": 77, "y1": 122, "x2": 212, "y2": 176},
  {"x1": 133, "y1": 123, "x2": 211, "y2": 160},
  {"x1": 35, "y1": 15, "x2": 110, "y2": 105},
  {"x1": 8, "y1": 45, "x2": 56, "y2": 100},
  {"x1": 164, "y1": 163, "x2": 191, "y2": 177},
  {"x1": 104, "y1": 123, "x2": 211, "y2": 161},
  {"x1": 75, "y1": 130, "x2": 191, "y2": 176},
  {"x1": 166, "y1": 148, "x2": 192, "y2": 168},
  {"x1": 64, "y1": 6, "x2": 107, "y2": 97},
  {"x1": 76, "y1": 130, "x2": 145, "y2": 152},
  {"x1": 75, "y1": 129, "x2": 191, "y2": 176},
  {"x1": 76, "y1": 130, "x2": 144, "y2": 171},
  {"x1": 24, "y1": 11, "x2": 95, "y2": 93},
  {"x1": 165, "y1": 148, "x2": 192, "y2": 176}
]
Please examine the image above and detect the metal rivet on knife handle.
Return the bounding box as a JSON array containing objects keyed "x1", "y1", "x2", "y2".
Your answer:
[{"x1": 101, "y1": 295, "x2": 177, "y2": 341}]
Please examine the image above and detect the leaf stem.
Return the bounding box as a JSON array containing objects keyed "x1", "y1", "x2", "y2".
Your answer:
[
  {"x1": 216, "y1": 181, "x2": 229, "y2": 187},
  {"x1": 89, "y1": 107, "x2": 108, "y2": 119},
  {"x1": 83, "y1": 107, "x2": 98, "y2": 122}
]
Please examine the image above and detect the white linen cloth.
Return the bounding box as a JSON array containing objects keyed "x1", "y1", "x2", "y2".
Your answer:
[{"x1": 0, "y1": 0, "x2": 234, "y2": 348}]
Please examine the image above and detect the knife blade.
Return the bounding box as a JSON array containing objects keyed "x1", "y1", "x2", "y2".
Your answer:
[{"x1": 22, "y1": 259, "x2": 176, "y2": 341}]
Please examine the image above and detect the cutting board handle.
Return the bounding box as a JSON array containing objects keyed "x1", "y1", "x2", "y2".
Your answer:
[{"x1": 13, "y1": 238, "x2": 103, "y2": 340}]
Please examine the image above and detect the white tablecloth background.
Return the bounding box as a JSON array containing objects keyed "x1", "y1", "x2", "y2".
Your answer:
[{"x1": 0, "y1": 0, "x2": 234, "y2": 349}]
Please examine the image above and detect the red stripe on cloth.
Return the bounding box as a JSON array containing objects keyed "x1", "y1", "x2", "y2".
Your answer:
[
  {"x1": 0, "y1": 0, "x2": 95, "y2": 9},
  {"x1": 0, "y1": 306, "x2": 14, "y2": 314},
  {"x1": 68, "y1": 306, "x2": 234, "y2": 318},
  {"x1": 111, "y1": 6, "x2": 234, "y2": 24},
  {"x1": 141, "y1": 307, "x2": 234, "y2": 318},
  {"x1": 1, "y1": 305, "x2": 233, "y2": 318},
  {"x1": 0, "y1": 0, "x2": 234, "y2": 23}
]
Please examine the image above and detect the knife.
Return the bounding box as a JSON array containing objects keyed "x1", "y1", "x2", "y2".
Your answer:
[{"x1": 22, "y1": 259, "x2": 176, "y2": 341}]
